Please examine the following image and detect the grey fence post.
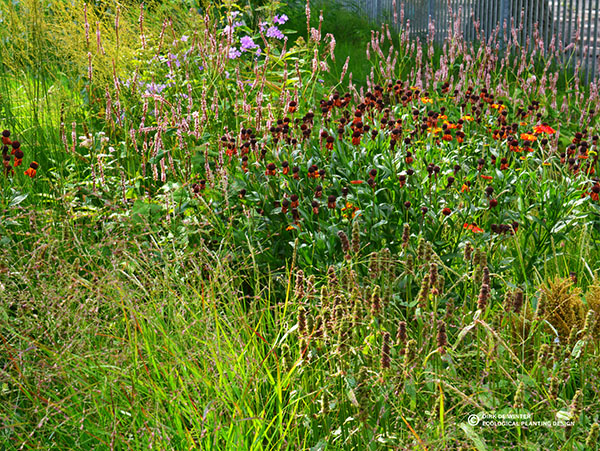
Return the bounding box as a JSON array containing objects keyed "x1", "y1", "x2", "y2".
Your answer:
[
  {"x1": 428, "y1": 0, "x2": 434, "y2": 25},
  {"x1": 500, "y1": 0, "x2": 510, "y2": 49}
]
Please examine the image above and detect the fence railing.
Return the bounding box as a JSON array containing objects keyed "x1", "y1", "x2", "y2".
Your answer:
[{"x1": 348, "y1": 0, "x2": 600, "y2": 82}]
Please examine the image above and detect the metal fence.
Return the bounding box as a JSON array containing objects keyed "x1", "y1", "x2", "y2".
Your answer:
[{"x1": 349, "y1": 0, "x2": 600, "y2": 82}]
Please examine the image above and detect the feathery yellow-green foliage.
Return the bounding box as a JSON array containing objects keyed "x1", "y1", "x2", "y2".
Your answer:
[
  {"x1": 0, "y1": 0, "x2": 202, "y2": 85},
  {"x1": 537, "y1": 276, "x2": 600, "y2": 341},
  {"x1": 584, "y1": 279, "x2": 600, "y2": 336}
]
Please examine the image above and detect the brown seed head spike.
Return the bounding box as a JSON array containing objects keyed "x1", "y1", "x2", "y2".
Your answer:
[
  {"x1": 381, "y1": 332, "x2": 391, "y2": 369},
  {"x1": 437, "y1": 320, "x2": 447, "y2": 354}
]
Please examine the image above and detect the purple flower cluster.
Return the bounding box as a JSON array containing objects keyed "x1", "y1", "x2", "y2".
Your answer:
[
  {"x1": 266, "y1": 25, "x2": 284, "y2": 40},
  {"x1": 223, "y1": 21, "x2": 243, "y2": 36},
  {"x1": 228, "y1": 47, "x2": 242, "y2": 59},
  {"x1": 273, "y1": 14, "x2": 288, "y2": 25},
  {"x1": 240, "y1": 36, "x2": 257, "y2": 51},
  {"x1": 144, "y1": 82, "x2": 167, "y2": 95}
]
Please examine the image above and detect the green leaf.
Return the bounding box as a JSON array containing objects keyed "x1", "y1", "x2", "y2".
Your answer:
[
  {"x1": 570, "y1": 339, "x2": 586, "y2": 359},
  {"x1": 459, "y1": 423, "x2": 488, "y2": 451},
  {"x1": 148, "y1": 148, "x2": 169, "y2": 165},
  {"x1": 9, "y1": 193, "x2": 28, "y2": 207}
]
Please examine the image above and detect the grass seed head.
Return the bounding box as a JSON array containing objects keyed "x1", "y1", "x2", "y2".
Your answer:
[
  {"x1": 585, "y1": 424, "x2": 600, "y2": 449},
  {"x1": 381, "y1": 331, "x2": 391, "y2": 369},
  {"x1": 437, "y1": 320, "x2": 447, "y2": 354}
]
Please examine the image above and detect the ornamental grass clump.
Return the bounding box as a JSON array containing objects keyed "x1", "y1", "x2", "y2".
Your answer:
[
  {"x1": 537, "y1": 276, "x2": 585, "y2": 342},
  {"x1": 3, "y1": 0, "x2": 600, "y2": 448}
]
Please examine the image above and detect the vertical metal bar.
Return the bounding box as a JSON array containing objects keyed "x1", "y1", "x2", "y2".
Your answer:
[
  {"x1": 373, "y1": 0, "x2": 377, "y2": 23},
  {"x1": 561, "y1": 0, "x2": 567, "y2": 53},
  {"x1": 467, "y1": 0, "x2": 472, "y2": 43},
  {"x1": 440, "y1": 0, "x2": 444, "y2": 41},
  {"x1": 373, "y1": 0, "x2": 376, "y2": 22},
  {"x1": 575, "y1": 0, "x2": 581, "y2": 75},
  {"x1": 521, "y1": 0, "x2": 526, "y2": 45},
  {"x1": 460, "y1": 0, "x2": 465, "y2": 42},
  {"x1": 542, "y1": 0, "x2": 550, "y2": 53},
  {"x1": 499, "y1": 0, "x2": 506, "y2": 47},
  {"x1": 462, "y1": 0, "x2": 469, "y2": 40},
  {"x1": 463, "y1": 0, "x2": 467, "y2": 41},
  {"x1": 529, "y1": 0, "x2": 533, "y2": 48},
  {"x1": 472, "y1": 0, "x2": 476, "y2": 43},
  {"x1": 437, "y1": 0, "x2": 442, "y2": 41},
  {"x1": 474, "y1": 0, "x2": 478, "y2": 42},
  {"x1": 415, "y1": 0, "x2": 419, "y2": 34},
  {"x1": 487, "y1": 0, "x2": 492, "y2": 41},
  {"x1": 442, "y1": 0, "x2": 445, "y2": 42},
  {"x1": 527, "y1": 0, "x2": 532, "y2": 48},
  {"x1": 370, "y1": 0, "x2": 373, "y2": 23},
  {"x1": 482, "y1": 0, "x2": 487, "y2": 40},
  {"x1": 464, "y1": 0, "x2": 467, "y2": 42},
  {"x1": 490, "y1": 0, "x2": 494, "y2": 43},
  {"x1": 557, "y1": 0, "x2": 561, "y2": 50},
  {"x1": 469, "y1": 0, "x2": 474, "y2": 43},
  {"x1": 534, "y1": 0, "x2": 540, "y2": 49},
  {"x1": 424, "y1": 0, "x2": 428, "y2": 34},
  {"x1": 487, "y1": 0, "x2": 492, "y2": 40},
  {"x1": 566, "y1": 0, "x2": 572, "y2": 66},
  {"x1": 544, "y1": 0, "x2": 549, "y2": 52},
  {"x1": 592, "y1": 0, "x2": 600, "y2": 79},
  {"x1": 496, "y1": 0, "x2": 501, "y2": 43},
  {"x1": 552, "y1": 0, "x2": 557, "y2": 54},
  {"x1": 467, "y1": 0, "x2": 471, "y2": 42},
  {"x1": 583, "y1": 0, "x2": 592, "y2": 83},
  {"x1": 495, "y1": 0, "x2": 499, "y2": 44},
  {"x1": 516, "y1": 0, "x2": 521, "y2": 44},
  {"x1": 480, "y1": 0, "x2": 485, "y2": 41},
  {"x1": 567, "y1": 0, "x2": 574, "y2": 47},
  {"x1": 495, "y1": 0, "x2": 499, "y2": 43},
  {"x1": 443, "y1": 0, "x2": 447, "y2": 41}
]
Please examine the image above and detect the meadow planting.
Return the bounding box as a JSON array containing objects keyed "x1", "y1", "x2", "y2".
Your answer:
[{"x1": 1, "y1": 0, "x2": 600, "y2": 449}]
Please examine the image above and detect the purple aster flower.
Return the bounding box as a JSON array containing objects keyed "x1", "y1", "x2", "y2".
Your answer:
[
  {"x1": 266, "y1": 25, "x2": 284, "y2": 39},
  {"x1": 240, "y1": 35, "x2": 257, "y2": 51},
  {"x1": 228, "y1": 47, "x2": 241, "y2": 59},
  {"x1": 273, "y1": 14, "x2": 288, "y2": 25},
  {"x1": 224, "y1": 21, "x2": 243, "y2": 35},
  {"x1": 168, "y1": 53, "x2": 181, "y2": 69},
  {"x1": 145, "y1": 82, "x2": 166, "y2": 95}
]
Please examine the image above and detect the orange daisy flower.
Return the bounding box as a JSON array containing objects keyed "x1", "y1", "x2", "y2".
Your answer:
[
  {"x1": 533, "y1": 124, "x2": 556, "y2": 134},
  {"x1": 520, "y1": 133, "x2": 537, "y2": 142},
  {"x1": 464, "y1": 223, "x2": 484, "y2": 233},
  {"x1": 24, "y1": 161, "x2": 39, "y2": 177}
]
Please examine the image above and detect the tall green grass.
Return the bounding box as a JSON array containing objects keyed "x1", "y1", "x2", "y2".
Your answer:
[{"x1": 1, "y1": 0, "x2": 600, "y2": 449}]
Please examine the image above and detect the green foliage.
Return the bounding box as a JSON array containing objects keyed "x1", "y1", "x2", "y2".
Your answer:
[{"x1": 1, "y1": 0, "x2": 600, "y2": 448}]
